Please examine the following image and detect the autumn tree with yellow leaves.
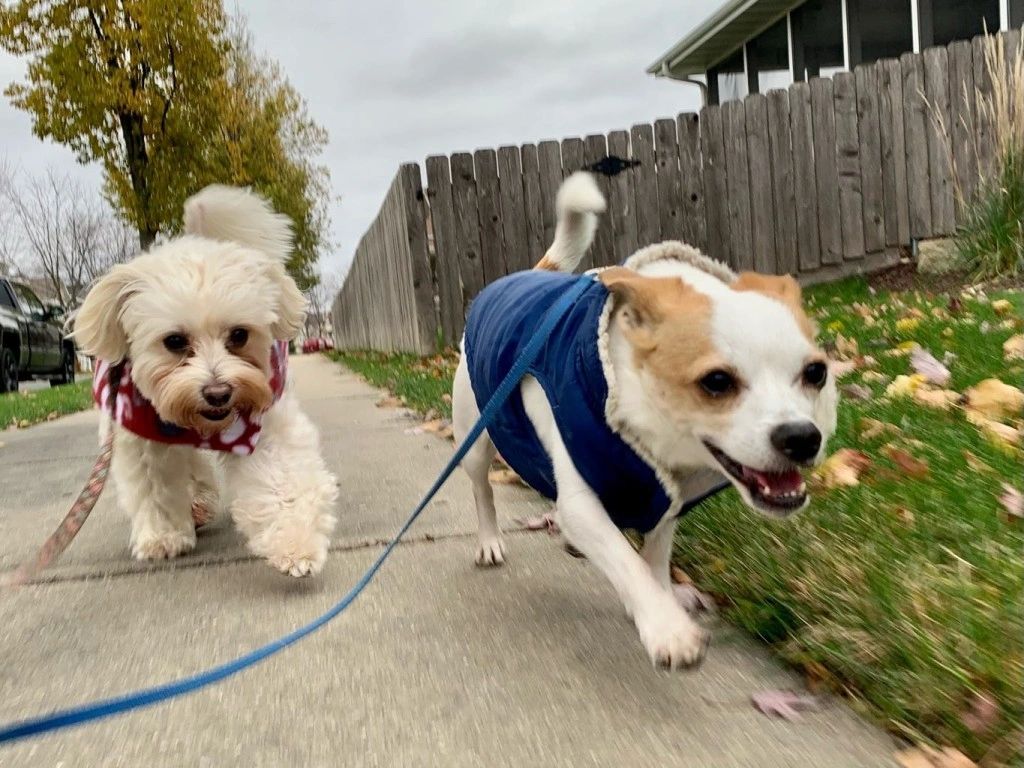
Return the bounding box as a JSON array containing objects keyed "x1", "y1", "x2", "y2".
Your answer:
[{"x1": 0, "y1": 0, "x2": 330, "y2": 287}]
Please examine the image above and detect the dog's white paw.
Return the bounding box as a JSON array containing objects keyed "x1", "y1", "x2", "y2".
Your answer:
[
  {"x1": 475, "y1": 537, "x2": 506, "y2": 567},
  {"x1": 132, "y1": 529, "x2": 196, "y2": 561},
  {"x1": 191, "y1": 497, "x2": 218, "y2": 529},
  {"x1": 262, "y1": 523, "x2": 329, "y2": 578},
  {"x1": 635, "y1": 606, "x2": 709, "y2": 670}
]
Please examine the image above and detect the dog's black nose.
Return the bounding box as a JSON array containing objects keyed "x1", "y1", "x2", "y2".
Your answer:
[
  {"x1": 201, "y1": 383, "x2": 233, "y2": 408},
  {"x1": 770, "y1": 422, "x2": 822, "y2": 463}
]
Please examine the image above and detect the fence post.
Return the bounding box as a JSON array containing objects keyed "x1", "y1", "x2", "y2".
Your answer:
[{"x1": 398, "y1": 163, "x2": 438, "y2": 354}]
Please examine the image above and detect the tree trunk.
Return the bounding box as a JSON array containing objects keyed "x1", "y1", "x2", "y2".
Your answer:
[{"x1": 118, "y1": 111, "x2": 157, "y2": 250}]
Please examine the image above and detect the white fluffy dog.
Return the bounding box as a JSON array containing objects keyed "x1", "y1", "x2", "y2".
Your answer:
[
  {"x1": 74, "y1": 186, "x2": 337, "y2": 577},
  {"x1": 454, "y1": 173, "x2": 837, "y2": 668}
]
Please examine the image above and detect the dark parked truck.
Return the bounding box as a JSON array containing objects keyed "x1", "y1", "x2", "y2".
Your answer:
[{"x1": 0, "y1": 277, "x2": 75, "y2": 393}]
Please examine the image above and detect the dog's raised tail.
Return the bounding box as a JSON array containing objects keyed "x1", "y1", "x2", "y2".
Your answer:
[
  {"x1": 183, "y1": 185, "x2": 293, "y2": 262},
  {"x1": 534, "y1": 172, "x2": 606, "y2": 272}
]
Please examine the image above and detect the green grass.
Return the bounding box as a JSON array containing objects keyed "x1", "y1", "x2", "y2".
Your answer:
[
  {"x1": 333, "y1": 277, "x2": 1023, "y2": 763},
  {"x1": 0, "y1": 380, "x2": 93, "y2": 429},
  {"x1": 330, "y1": 349, "x2": 458, "y2": 418}
]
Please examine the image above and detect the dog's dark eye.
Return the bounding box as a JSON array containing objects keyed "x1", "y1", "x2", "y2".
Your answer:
[
  {"x1": 803, "y1": 361, "x2": 828, "y2": 388},
  {"x1": 163, "y1": 334, "x2": 188, "y2": 353},
  {"x1": 699, "y1": 370, "x2": 736, "y2": 397},
  {"x1": 228, "y1": 327, "x2": 249, "y2": 347}
]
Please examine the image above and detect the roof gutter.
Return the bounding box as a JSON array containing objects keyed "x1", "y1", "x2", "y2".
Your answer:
[{"x1": 654, "y1": 62, "x2": 709, "y2": 107}]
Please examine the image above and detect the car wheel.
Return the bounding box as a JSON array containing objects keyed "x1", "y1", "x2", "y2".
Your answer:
[
  {"x1": 50, "y1": 349, "x2": 74, "y2": 387},
  {"x1": 0, "y1": 348, "x2": 17, "y2": 394}
]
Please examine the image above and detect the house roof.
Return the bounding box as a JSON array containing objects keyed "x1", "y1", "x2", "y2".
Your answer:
[{"x1": 646, "y1": 0, "x2": 803, "y2": 76}]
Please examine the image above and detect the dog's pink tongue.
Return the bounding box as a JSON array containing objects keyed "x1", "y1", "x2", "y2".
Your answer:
[{"x1": 742, "y1": 467, "x2": 804, "y2": 494}]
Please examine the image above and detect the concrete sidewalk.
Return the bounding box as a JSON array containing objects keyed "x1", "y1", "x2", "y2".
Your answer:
[{"x1": 0, "y1": 355, "x2": 898, "y2": 767}]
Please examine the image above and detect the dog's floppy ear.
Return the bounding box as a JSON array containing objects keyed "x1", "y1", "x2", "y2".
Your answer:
[
  {"x1": 599, "y1": 266, "x2": 700, "y2": 328},
  {"x1": 267, "y1": 261, "x2": 307, "y2": 340},
  {"x1": 732, "y1": 272, "x2": 815, "y2": 338},
  {"x1": 73, "y1": 264, "x2": 139, "y2": 362}
]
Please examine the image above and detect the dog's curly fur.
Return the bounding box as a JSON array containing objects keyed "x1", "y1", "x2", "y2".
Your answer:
[{"x1": 74, "y1": 186, "x2": 338, "y2": 577}]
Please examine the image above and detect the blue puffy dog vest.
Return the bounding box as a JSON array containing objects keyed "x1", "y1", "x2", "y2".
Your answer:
[{"x1": 464, "y1": 269, "x2": 725, "y2": 534}]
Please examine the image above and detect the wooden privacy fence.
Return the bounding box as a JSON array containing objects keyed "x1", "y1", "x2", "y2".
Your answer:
[{"x1": 333, "y1": 31, "x2": 1017, "y2": 354}]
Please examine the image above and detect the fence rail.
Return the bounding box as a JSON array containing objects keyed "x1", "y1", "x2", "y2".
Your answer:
[{"x1": 333, "y1": 31, "x2": 1012, "y2": 354}]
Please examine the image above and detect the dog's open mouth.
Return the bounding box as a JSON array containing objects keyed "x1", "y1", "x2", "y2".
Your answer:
[
  {"x1": 200, "y1": 408, "x2": 232, "y2": 422},
  {"x1": 703, "y1": 442, "x2": 807, "y2": 514}
]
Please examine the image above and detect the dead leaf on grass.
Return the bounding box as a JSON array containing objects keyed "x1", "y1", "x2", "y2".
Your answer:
[
  {"x1": 913, "y1": 388, "x2": 960, "y2": 411},
  {"x1": 991, "y1": 298, "x2": 1013, "y2": 316},
  {"x1": 947, "y1": 296, "x2": 963, "y2": 315},
  {"x1": 830, "y1": 359, "x2": 859, "y2": 379},
  {"x1": 841, "y1": 383, "x2": 872, "y2": 400},
  {"x1": 896, "y1": 317, "x2": 921, "y2": 334},
  {"x1": 966, "y1": 411, "x2": 1022, "y2": 449},
  {"x1": 960, "y1": 691, "x2": 1000, "y2": 735},
  {"x1": 962, "y1": 451, "x2": 993, "y2": 473},
  {"x1": 885, "y1": 374, "x2": 927, "y2": 399},
  {"x1": 814, "y1": 449, "x2": 872, "y2": 488},
  {"x1": 910, "y1": 347, "x2": 951, "y2": 386},
  {"x1": 999, "y1": 484, "x2": 1023, "y2": 521},
  {"x1": 962, "y1": 379, "x2": 1024, "y2": 421},
  {"x1": 892, "y1": 506, "x2": 915, "y2": 526},
  {"x1": 670, "y1": 564, "x2": 691, "y2": 584},
  {"x1": 1004, "y1": 334, "x2": 1024, "y2": 361},
  {"x1": 750, "y1": 690, "x2": 822, "y2": 721},
  {"x1": 861, "y1": 370, "x2": 891, "y2": 385},
  {"x1": 858, "y1": 417, "x2": 901, "y2": 441},
  {"x1": 883, "y1": 445, "x2": 930, "y2": 479},
  {"x1": 895, "y1": 746, "x2": 977, "y2": 768},
  {"x1": 834, "y1": 333, "x2": 859, "y2": 360}
]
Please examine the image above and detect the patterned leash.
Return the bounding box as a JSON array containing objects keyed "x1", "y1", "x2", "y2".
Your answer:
[
  {"x1": 2, "y1": 362, "x2": 124, "y2": 590},
  {"x1": 2, "y1": 431, "x2": 113, "y2": 589}
]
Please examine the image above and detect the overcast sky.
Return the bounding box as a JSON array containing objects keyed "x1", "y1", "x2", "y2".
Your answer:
[{"x1": 0, "y1": 0, "x2": 713, "y2": 278}]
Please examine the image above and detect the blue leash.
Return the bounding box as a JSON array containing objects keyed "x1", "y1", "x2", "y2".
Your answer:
[{"x1": 0, "y1": 274, "x2": 597, "y2": 745}]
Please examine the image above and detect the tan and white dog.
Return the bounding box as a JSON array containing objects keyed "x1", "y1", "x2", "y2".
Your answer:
[
  {"x1": 74, "y1": 187, "x2": 338, "y2": 577},
  {"x1": 453, "y1": 173, "x2": 837, "y2": 669}
]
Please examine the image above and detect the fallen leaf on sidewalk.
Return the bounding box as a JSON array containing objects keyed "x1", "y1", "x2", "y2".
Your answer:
[
  {"x1": 375, "y1": 395, "x2": 404, "y2": 409},
  {"x1": 910, "y1": 347, "x2": 951, "y2": 387},
  {"x1": 895, "y1": 746, "x2": 976, "y2": 768},
  {"x1": 488, "y1": 468, "x2": 524, "y2": 486},
  {"x1": 814, "y1": 449, "x2": 872, "y2": 488},
  {"x1": 514, "y1": 512, "x2": 559, "y2": 534},
  {"x1": 750, "y1": 690, "x2": 822, "y2": 721}
]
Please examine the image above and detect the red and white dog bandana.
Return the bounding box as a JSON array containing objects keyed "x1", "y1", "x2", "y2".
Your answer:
[{"x1": 92, "y1": 340, "x2": 289, "y2": 455}]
